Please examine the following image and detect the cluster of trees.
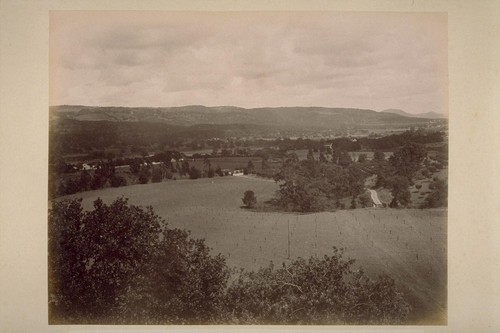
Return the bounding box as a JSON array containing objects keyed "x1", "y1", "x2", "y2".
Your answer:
[
  {"x1": 49, "y1": 197, "x2": 411, "y2": 325},
  {"x1": 271, "y1": 141, "x2": 437, "y2": 211},
  {"x1": 52, "y1": 162, "x2": 127, "y2": 197},
  {"x1": 51, "y1": 155, "x2": 260, "y2": 198},
  {"x1": 373, "y1": 143, "x2": 428, "y2": 208},
  {"x1": 273, "y1": 151, "x2": 365, "y2": 212}
]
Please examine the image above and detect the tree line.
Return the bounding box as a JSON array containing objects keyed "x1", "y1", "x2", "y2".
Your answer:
[{"x1": 50, "y1": 156, "x2": 258, "y2": 198}]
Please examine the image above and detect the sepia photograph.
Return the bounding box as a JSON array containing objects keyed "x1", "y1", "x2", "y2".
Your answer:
[{"x1": 47, "y1": 11, "x2": 449, "y2": 325}]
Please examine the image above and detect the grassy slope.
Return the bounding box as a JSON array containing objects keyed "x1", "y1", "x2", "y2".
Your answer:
[{"x1": 57, "y1": 176, "x2": 446, "y2": 324}]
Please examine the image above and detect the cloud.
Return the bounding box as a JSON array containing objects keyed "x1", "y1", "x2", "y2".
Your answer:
[{"x1": 50, "y1": 11, "x2": 447, "y2": 114}]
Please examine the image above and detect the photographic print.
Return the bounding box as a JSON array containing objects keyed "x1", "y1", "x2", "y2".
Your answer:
[{"x1": 48, "y1": 11, "x2": 448, "y2": 325}]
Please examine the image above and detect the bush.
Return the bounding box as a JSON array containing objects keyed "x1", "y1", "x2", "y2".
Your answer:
[
  {"x1": 242, "y1": 190, "x2": 257, "y2": 208},
  {"x1": 225, "y1": 248, "x2": 411, "y2": 324},
  {"x1": 415, "y1": 184, "x2": 422, "y2": 189}
]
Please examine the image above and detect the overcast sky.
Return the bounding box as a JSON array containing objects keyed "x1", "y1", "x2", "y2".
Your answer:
[{"x1": 50, "y1": 11, "x2": 447, "y2": 114}]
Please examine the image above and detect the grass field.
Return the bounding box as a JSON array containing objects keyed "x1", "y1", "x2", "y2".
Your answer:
[{"x1": 57, "y1": 175, "x2": 447, "y2": 324}]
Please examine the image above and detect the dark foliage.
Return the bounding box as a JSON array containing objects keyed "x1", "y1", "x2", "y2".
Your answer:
[
  {"x1": 49, "y1": 198, "x2": 230, "y2": 324},
  {"x1": 188, "y1": 166, "x2": 202, "y2": 179},
  {"x1": 388, "y1": 176, "x2": 411, "y2": 208},
  {"x1": 242, "y1": 190, "x2": 257, "y2": 208},
  {"x1": 389, "y1": 143, "x2": 427, "y2": 181},
  {"x1": 207, "y1": 167, "x2": 215, "y2": 178},
  {"x1": 247, "y1": 160, "x2": 255, "y2": 174},
  {"x1": 273, "y1": 153, "x2": 365, "y2": 212},
  {"x1": 138, "y1": 166, "x2": 151, "y2": 184},
  {"x1": 224, "y1": 248, "x2": 411, "y2": 324},
  {"x1": 110, "y1": 174, "x2": 127, "y2": 187},
  {"x1": 151, "y1": 168, "x2": 163, "y2": 183}
]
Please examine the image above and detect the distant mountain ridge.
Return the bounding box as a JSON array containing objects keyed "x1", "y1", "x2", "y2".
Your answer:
[
  {"x1": 381, "y1": 109, "x2": 446, "y2": 119},
  {"x1": 50, "y1": 105, "x2": 444, "y2": 129}
]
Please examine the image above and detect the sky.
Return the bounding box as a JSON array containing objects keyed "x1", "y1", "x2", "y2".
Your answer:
[{"x1": 50, "y1": 11, "x2": 448, "y2": 115}]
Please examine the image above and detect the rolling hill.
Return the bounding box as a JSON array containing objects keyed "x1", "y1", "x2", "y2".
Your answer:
[
  {"x1": 51, "y1": 105, "x2": 441, "y2": 129},
  {"x1": 381, "y1": 109, "x2": 446, "y2": 119}
]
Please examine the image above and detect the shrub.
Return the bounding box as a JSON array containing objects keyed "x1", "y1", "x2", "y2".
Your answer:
[
  {"x1": 242, "y1": 190, "x2": 257, "y2": 208},
  {"x1": 225, "y1": 248, "x2": 411, "y2": 324},
  {"x1": 415, "y1": 184, "x2": 422, "y2": 190}
]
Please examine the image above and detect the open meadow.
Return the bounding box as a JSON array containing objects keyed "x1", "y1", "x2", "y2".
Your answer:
[{"x1": 57, "y1": 175, "x2": 446, "y2": 324}]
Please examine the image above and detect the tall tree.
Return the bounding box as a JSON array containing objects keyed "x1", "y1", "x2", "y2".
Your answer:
[
  {"x1": 388, "y1": 176, "x2": 411, "y2": 208},
  {"x1": 49, "y1": 197, "x2": 230, "y2": 324},
  {"x1": 389, "y1": 143, "x2": 427, "y2": 180}
]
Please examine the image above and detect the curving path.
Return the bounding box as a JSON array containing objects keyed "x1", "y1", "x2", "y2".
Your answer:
[{"x1": 368, "y1": 189, "x2": 382, "y2": 206}]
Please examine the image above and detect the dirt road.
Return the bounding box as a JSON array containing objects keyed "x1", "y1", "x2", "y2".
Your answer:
[{"x1": 369, "y1": 189, "x2": 382, "y2": 206}]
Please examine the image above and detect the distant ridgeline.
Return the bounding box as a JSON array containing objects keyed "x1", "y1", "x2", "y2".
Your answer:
[
  {"x1": 49, "y1": 105, "x2": 446, "y2": 155},
  {"x1": 50, "y1": 105, "x2": 444, "y2": 127}
]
